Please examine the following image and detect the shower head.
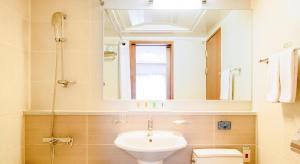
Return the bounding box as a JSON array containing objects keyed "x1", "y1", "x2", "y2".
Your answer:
[{"x1": 52, "y1": 12, "x2": 66, "y2": 42}]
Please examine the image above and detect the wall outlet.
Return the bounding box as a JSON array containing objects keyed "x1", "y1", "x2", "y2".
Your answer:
[
  {"x1": 218, "y1": 121, "x2": 231, "y2": 130},
  {"x1": 242, "y1": 145, "x2": 251, "y2": 163}
]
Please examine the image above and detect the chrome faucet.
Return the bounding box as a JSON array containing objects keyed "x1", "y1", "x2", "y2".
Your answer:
[{"x1": 147, "y1": 119, "x2": 153, "y2": 137}]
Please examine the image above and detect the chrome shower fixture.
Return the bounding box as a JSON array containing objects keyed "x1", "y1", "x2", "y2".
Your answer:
[
  {"x1": 52, "y1": 12, "x2": 66, "y2": 42},
  {"x1": 148, "y1": 0, "x2": 154, "y2": 4},
  {"x1": 99, "y1": 0, "x2": 104, "y2": 6},
  {"x1": 48, "y1": 11, "x2": 75, "y2": 164},
  {"x1": 57, "y1": 80, "x2": 76, "y2": 88},
  {"x1": 43, "y1": 137, "x2": 74, "y2": 146}
]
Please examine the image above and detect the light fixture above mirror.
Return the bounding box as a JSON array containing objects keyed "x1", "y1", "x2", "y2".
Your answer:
[{"x1": 152, "y1": 0, "x2": 205, "y2": 9}]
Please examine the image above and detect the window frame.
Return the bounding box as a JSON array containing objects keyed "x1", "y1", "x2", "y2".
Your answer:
[{"x1": 129, "y1": 40, "x2": 174, "y2": 99}]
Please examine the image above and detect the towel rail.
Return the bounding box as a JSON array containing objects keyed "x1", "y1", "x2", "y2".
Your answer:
[
  {"x1": 219, "y1": 67, "x2": 241, "y2": 75},
  {"x1": 258, "y1": 58, "x2": 269, "y2": 64},
  {"x1": 258, "y1": 48, "x2": 300, "y2": 64},
  {"x1": 230, "y1": 67, "x2": 241, "y2": 73}
]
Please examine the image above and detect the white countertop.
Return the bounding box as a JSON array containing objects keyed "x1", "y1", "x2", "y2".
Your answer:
[{"x1": 24, "y1": 109, "x2": 256, "y2": 116}]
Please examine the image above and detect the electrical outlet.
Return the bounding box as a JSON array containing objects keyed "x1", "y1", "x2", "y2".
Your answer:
[
  {"x1": 243, "y1": 145, "x2": 251, "y2": 163},
  {"x1": 218, "y1": 121, "x2": 231, "y2": 130}
]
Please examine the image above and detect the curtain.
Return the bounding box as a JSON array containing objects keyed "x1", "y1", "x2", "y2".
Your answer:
[{"x1": 118, "y1": 41, "x2": 132, "y2": 99}]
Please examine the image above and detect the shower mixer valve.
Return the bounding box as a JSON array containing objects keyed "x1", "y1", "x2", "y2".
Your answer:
[
  {"x1": 57, "y1": 80, "x2": 76, "y2": 88},
  {"x1": 43, "y1": 137, "x2": 74, "y2": 146}
]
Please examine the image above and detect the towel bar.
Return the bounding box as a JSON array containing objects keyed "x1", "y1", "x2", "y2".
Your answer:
[
  {"x1": 291, "y1": 129, "x2": 300, "y2": 154},
  {"x1": 258, "y1": 58, "x2": 269, "y2": 64},
  {"x1": 258, "y1": 48, "x2": 300, "y2": 64},
  {"x1": 291, "y1": 141, "x2": 300, "y2": 154},
  {"x1": 219, "y1": 67, "x2": 241, "y2": 75}
]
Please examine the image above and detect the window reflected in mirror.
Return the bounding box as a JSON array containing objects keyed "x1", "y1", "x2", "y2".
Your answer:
[{"x1": 130, "y1": 41, "x2": 173, "y2": 100}]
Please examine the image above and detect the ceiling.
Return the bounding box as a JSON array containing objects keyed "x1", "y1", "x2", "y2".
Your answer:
[{"x1": 104, "y1": 9, "x2": 230, "y2": 37}]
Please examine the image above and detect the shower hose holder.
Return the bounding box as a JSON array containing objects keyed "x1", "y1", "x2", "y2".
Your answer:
[
  {"x1": 55, "y1": 38, "x2": 66, "y2": 42},
  {"x1": 57, "y1": 80, "x2": 76, "y2": 88}
]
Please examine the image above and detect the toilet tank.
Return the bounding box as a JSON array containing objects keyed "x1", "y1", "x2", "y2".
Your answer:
[{"x1": 192, "y1": 149, "x2": 243, "y2": 164}]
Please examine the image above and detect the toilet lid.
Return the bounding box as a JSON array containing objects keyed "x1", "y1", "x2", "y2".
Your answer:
[{"x1": 193, "y1": 149, "x2": 243, "y2": 158}]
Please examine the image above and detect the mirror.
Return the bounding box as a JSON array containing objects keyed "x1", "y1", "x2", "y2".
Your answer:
[{"x1": 103, "y1": 9, "x2": 252, "y2": 101}]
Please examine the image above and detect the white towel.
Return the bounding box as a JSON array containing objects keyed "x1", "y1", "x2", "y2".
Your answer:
[
  {"x1": 220, "y1": 69, "x2": 233, "y2": 100},
  {"x1": 266, "y1": 54, "x2": 280, "y2": 102},
  {"x1": 279, "y1": 49, "x2": 298, "y2": 103}
]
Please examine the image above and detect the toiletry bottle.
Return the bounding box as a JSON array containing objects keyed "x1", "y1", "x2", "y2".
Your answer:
[
  {"x1": 152, "y1": 101, "x2": 156, "y2": 109},
  {"x1": 137, "y1": 101, "x2": 140, "y2": 109}
]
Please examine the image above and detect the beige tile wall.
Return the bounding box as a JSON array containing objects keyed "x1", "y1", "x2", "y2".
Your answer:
[
  {"x1": 25, "y1": 114, "x2": 256, "y2": 164},
  {"x1": 30, "y1": 0, "x2": 103, "y2": 111},
  {"x1": 0, "y1": 0, "x2": 30, "y2": 163}
]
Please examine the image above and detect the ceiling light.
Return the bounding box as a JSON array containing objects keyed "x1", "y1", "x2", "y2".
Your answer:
[
  {"x1": 153, "y1": 0, "x2": 204, "y2": 9},
  {"x1": 128, "y1": 10, "x2": 145, "y2": 26}
]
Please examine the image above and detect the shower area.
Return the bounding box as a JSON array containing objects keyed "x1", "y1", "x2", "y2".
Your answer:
[
  {"x1": 25, "y1": 0, "x2": 104, "y2": 163},
  {"x1": 40, "y1": 12, "x2": 76, "y2": 164}
]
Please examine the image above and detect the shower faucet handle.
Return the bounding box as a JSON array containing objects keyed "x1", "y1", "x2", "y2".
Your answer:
[
  {"x1": 43, "y1": 137, "x2": 74, "y2": 146},
  {"x1": 57, "y1": 80, "x2": 76, "y2": 88}
]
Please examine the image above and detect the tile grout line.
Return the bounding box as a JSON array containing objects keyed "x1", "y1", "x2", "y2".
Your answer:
[
  {"x1": 213, "y1": 116, "x2": 216, "y2": 147},
  {"x1": 86, "y1": 115, "x2": 89, "y2": 164}
]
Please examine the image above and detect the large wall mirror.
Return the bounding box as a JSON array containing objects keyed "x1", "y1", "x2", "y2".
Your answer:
[{"x1": 103, "y1": 9, "x2": 252, "y2": 101}]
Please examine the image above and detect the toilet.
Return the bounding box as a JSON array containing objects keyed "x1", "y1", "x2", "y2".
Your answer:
[{"x1": 192, "y1": 149, "x2": 243, "y2": 164}]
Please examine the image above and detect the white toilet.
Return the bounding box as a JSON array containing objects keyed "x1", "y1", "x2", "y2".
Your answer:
[{"x1": 192, "y1": 149, "x2": 243, "y2": 164}]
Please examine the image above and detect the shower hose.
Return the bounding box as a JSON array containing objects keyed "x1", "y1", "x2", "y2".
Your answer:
[{"x1": 50, "y1": 40, "x2": 65, "y2": 164}]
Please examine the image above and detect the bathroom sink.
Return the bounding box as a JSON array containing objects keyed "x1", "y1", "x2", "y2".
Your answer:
[{"x1": 114, "y1": 130, "x2": 187, "y2": 164}]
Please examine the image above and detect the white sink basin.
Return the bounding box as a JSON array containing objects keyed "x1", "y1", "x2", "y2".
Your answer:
[{"x1": 114, "y1": 130, "x2": 187, "y2": 164}]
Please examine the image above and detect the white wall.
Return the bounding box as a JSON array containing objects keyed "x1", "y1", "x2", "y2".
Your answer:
[
  {"x1": 0, "y1": 0, "x2": 30, "y2": 163},
  {"x1": 103, "y1": 56, "x2": 119, "y2": 99},
  {"x1": 103, "y1": 37, "x2": 206, "y2": 100},
  {"x1": 173, "y1": 38, "x2": 206, "y2": 99},
  {"x1": 207, "y1": 10, "x2": 252, "y2": 101},
  {"x1": 103, "y1": 38, "x2": 120, "y2": 99},
  {"x1": 221, "y1": 11, "x2": 252, "y2": 100},
  {"x1": 252, "y1": 0, "x2": 300, "y2": 163}
]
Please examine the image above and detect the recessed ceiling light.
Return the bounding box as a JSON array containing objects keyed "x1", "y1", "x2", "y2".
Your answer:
[
  {"x1": 153, "y1": 0, "x2": 204, "y2": 9},
  {"x1": 128, "y1": 10, "x2": 145, "y2": 26}
]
